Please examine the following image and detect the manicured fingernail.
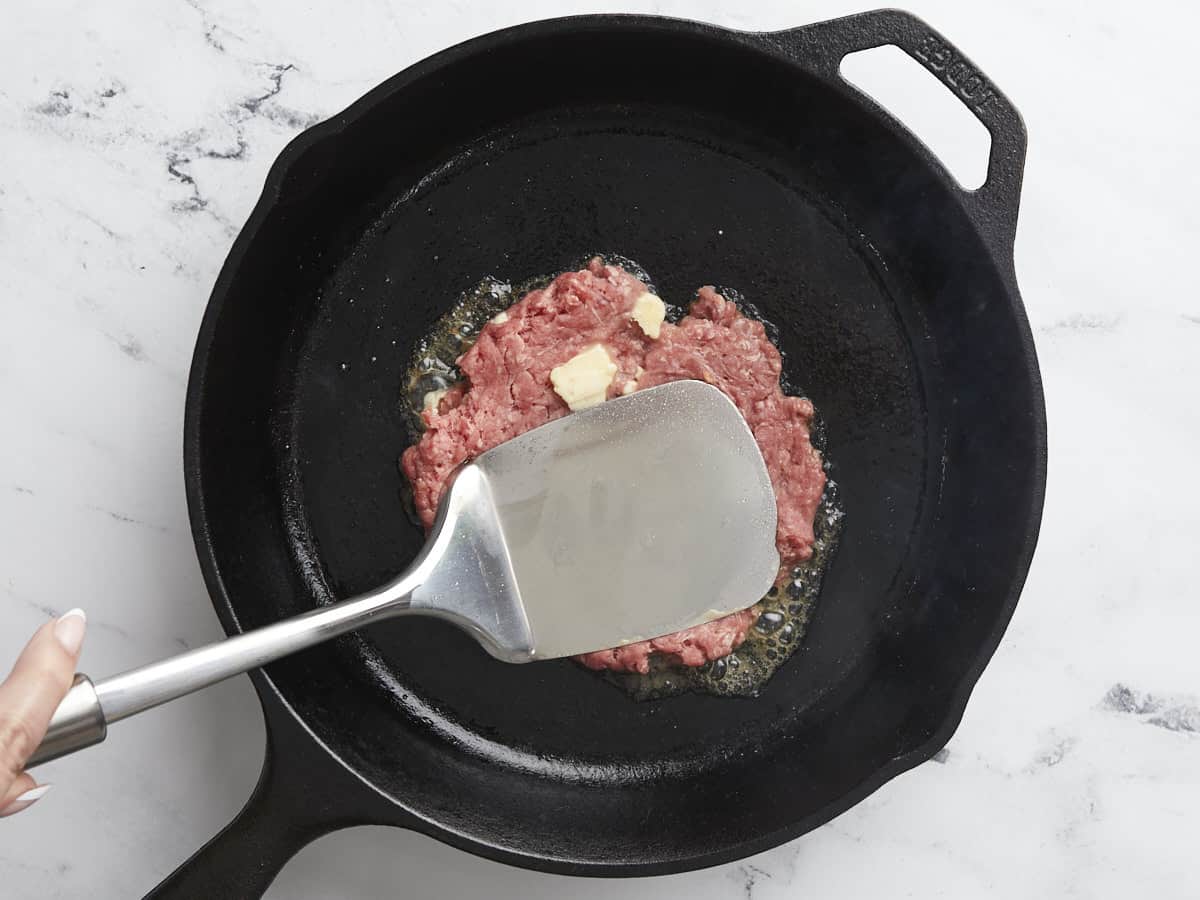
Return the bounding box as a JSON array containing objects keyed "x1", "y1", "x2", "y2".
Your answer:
[
  {"x1": 0, "y1": 784, "x2": 52, "y2": 817},
  {"x1": 53, "y1": 608, "x2": 87, "y2": 656}
]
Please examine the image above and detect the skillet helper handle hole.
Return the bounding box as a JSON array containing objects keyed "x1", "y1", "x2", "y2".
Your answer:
[
  {"x1": 774, "y1": 8, "x2": 1028, "y2": 252},
  {"x1": 840, "y1": 45, "x2": 992, "y2": 191}
]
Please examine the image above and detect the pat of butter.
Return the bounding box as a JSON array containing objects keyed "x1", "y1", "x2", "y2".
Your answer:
[
  {"x1": 422, "y1": 388, "x2": 448, "y2": 412},
  {"x1": 491, "y1": 311, "x2": 509, "y2": 325},
  {"x1": 631, "y1": 292, "x2": 666, "y2": 339},
  {"x1": 550, "y1": 344, "x2": 617, "y2": 411}
]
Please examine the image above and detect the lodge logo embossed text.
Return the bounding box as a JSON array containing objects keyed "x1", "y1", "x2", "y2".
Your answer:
[{"x1": 912, "y1": 33, "x2": 1001, "y2": 117}]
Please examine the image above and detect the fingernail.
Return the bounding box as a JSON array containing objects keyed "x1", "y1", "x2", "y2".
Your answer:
[
  {"x1": 0, "y1": 784, "x2": 52, "y2": 817},
  {"x1": 53, "y1": 608, "x2": 87, "y2": 656}
]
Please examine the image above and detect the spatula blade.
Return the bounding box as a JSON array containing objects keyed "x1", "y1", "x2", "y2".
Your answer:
[{"x1": 475, "y1": 380, "x2": 779, "y2": 660}]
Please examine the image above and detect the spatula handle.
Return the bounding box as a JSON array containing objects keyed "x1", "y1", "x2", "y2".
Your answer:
[
  {"x1": 27, "y1": 579, "x2": 419, "y2": 768},
  {"x1": 27, "y1": 675, "x2": 107, "y2": 767}
]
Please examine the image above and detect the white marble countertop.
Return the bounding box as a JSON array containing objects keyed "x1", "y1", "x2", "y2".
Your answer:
[{"x1": 2, "y1": 0, "x2": 1197, "y2": 897}]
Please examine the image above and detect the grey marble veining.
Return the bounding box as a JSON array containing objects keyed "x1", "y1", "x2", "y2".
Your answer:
[{"x1": 1, "y1": 0, "x2": 1197, "y2": 897}]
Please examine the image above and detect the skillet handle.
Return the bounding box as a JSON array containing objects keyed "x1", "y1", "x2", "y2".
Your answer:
[
  {"x1": 143, "y1": 746, "x2": 327, "y2": 899},
  {"x1": 770, "y1": 8, "x2": 1027, "y2": 253},
  {"x1": 142, "y1": 679, "x2": 372, "y2": 900}
]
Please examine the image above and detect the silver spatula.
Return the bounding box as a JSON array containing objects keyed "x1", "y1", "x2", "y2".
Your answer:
[{"x1": 32, "y1": 381, "x2": 778, "y2": 766}]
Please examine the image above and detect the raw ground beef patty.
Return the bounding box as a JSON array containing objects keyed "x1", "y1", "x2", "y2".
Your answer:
[{"x1": 401, "y1": 259, "x2": 826, "y2": 674}]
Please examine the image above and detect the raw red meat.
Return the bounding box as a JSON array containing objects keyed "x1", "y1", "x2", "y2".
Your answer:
[{"x1": 401, "y1": 259, "x2": 826, "y2": 674}]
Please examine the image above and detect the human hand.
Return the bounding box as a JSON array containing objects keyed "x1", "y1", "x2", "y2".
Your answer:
[{"x1": 0, "y1": 610, "x2": 87, "y2": 817}]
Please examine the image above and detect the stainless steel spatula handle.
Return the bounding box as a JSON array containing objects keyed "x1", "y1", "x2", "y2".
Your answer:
[
  {"x1": 30, "y1": 462, "x2": 532, "y2": 768},
  {"x1": 31, "y1": 572, "x2": 419, "y2": 767}
]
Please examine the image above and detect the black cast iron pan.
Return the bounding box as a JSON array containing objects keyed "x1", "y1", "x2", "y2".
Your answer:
[{"x1": 149, "y1": 9, "x2": 1046, "y2": 897}]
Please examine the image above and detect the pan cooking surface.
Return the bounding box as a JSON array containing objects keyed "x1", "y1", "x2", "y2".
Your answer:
[
  {"x1": 287, "y1": 109, "x2": 929, "y2": 771},
  {"x1": 184, "y1": 14, "x2": 1043, "y2": 875}
]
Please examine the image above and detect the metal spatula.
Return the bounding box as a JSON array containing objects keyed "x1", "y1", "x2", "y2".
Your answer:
[{"x1": 32, "y1": 381, "x2": 778, "y2": 766}]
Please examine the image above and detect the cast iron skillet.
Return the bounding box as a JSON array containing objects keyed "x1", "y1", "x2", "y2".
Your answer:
[{"x1": 149, "y1": 9, "x2": 1046, "y2": 897}]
